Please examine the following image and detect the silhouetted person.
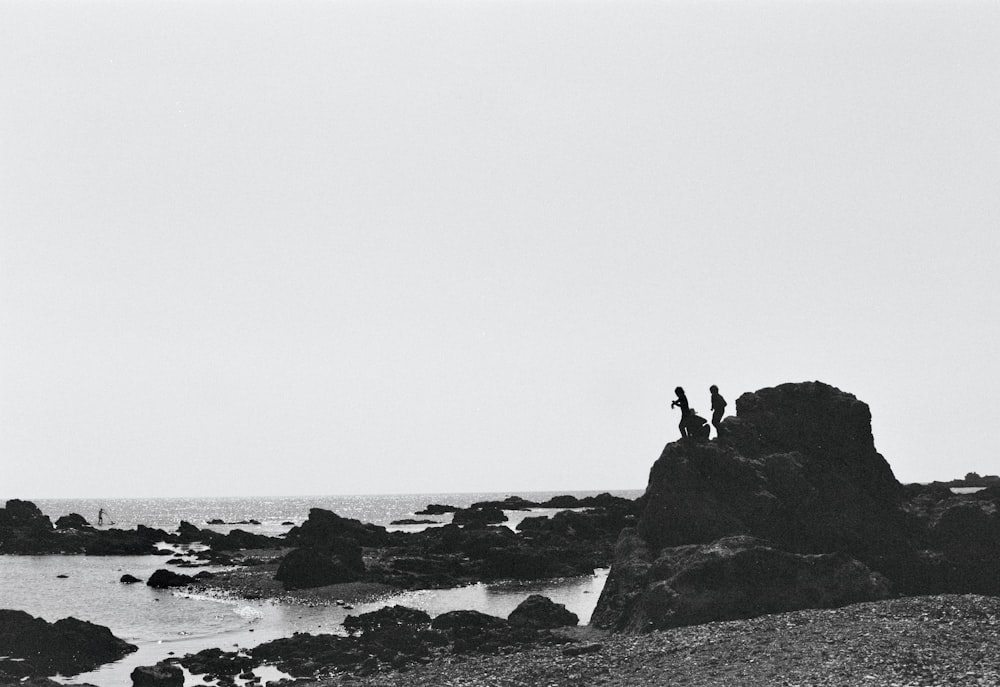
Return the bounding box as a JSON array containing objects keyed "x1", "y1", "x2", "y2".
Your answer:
[
  {"x1": 710, "y1": 385, "x2": 727, "y2": 438},
  {"x1": 686, "y1": 408, "x2": 711, "y2": 440},
  {"x1": 671, "y1": 386, "x2": 690, "y2": 438}
]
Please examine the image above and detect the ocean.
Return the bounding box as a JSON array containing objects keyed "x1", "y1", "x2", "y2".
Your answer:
[{"x1": 1, "y1": 490, "x2": 642, "y2": 686}]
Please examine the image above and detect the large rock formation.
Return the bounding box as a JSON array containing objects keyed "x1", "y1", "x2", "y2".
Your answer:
[{"x1": 592, "y1": 381, "x2": 1000, "y2": 632}]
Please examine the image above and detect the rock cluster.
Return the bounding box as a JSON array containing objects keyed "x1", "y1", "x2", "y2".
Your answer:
[
  {"x1": 593, "y1": 381, "x2": 1000, "y2": 632},
  {"x1": 133, "y1": 597, "x2": 576, "y2": 684}
]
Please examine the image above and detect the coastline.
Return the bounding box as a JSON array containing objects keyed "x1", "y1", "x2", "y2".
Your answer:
[{"x1": 336, "y1": 594, "x2": 1000, "y2": 687}]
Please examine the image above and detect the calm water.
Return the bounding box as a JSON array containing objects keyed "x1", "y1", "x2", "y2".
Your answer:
[{"x1": 2, "y1": 490, "x2": 640, "y2": 686}]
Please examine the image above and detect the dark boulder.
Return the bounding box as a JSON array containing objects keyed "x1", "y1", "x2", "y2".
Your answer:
[
  {"x1": 508, "y1": 594, "x2": 579, "y2": 629},
  {"x1": 120, "y1": 574, "x2": 142, "y2": 584},
  {"x1": 147, "y1": 569, "x2": 197, "y2": 588},
  {"x1": 0, "y1": 610, "x2": 137, "y2": 677},
  {"x1": 274, "y1": 547, "x2": 360, "y2": 590},
  {"x1": 130, "y1": 662, "x2": 184, "y2": 686}
]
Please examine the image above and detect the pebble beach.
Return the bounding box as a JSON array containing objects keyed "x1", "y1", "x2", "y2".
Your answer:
[{"x1": 336, "y1": 595, "x2": 1000, "y2": 687}]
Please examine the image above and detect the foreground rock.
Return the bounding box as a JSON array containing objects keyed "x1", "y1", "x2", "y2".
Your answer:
[
  {"x1": 130, "y1": 663, "x2": 184, "y2": 686},
  {"x1": 594, "y1": 381, "x2": 1000, "y2": 632},
  {"x1": 599, "y1": 535, "x2": 889, "y2": 632},
  {"x1": 508, "y1": 594, "x2": 579, "y2": 629},
  {"x1": 0, "y1": 610, "x2": 136, "y2": 678}
]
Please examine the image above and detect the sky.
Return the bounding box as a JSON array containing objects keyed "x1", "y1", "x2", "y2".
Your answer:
[{"x1": 1, "y1": 0, "x2": 998, "y2": 499}]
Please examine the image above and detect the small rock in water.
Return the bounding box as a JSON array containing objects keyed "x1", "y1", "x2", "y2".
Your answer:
[{"x1": 56, "y1": 574, "x2": 69, "y2": 578}]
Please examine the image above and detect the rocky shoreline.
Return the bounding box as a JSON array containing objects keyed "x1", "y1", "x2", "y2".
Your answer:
[{"x1": 4, "y1": 381, "x2": 1000, "y2": 686}]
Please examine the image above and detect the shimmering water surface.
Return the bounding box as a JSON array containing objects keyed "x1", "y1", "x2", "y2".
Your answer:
[{"x1": 2, "y1": 491, "x2": 639, "y2": 685}]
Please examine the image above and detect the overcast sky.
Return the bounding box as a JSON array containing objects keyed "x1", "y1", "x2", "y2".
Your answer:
[{"x1": 2, "y1": 0, "x2": 998, "y2": 499}]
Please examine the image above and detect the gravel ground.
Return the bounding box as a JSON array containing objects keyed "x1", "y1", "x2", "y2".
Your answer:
[{"x1": 318, "y1": 595, "x2": 1000, "y2": 687}]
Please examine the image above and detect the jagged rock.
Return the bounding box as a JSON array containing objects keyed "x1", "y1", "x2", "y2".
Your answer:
[
  {"x1": 130, "y1": 662, "x2": 184, "y2": 686},
  {"x1": 285, "y1": 508, "x2": 389, "y2": 548},
  {"x1": 0, "y1": 610, "x2": 137, "y2": 677},
  {"x1": 508, "y1": 595, "x2": 579, "y2": 628},
  {"x1": 174, "y1": 521, "x2": 211, "y2": 544},
  {"x1": 147, "y1": 569, "x2": 197, "y2": 588},
  {"x1": 274, "y1": 547, "x2": 360, "y2": 590},
  {"x1": 593, "y1": 381, "x2": 991, "y2": 632}
]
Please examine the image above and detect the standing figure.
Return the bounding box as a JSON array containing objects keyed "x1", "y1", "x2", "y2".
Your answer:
[
  {"x1": 709, "y1": 385, "x2": 727, "y2": 438},
  {"x1": 671, "y1": 386, "x2": 690, "y2": 438}
]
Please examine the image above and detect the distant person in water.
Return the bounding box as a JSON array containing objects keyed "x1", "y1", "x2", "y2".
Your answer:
[
  {"x1": 671, "y1": 386, "x2": 690, "y2": 438},
  {"x1": 710, "y1": 385, "x2": 727, "y2": 438}
]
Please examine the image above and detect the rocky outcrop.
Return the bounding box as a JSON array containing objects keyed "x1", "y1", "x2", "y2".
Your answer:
[
  {"x1": 285, "y1": 508, "x2": 389, "y2": 548},
  {"x1": 0, "y1": 610, "x2": 137, "y2": 677},
  {"x1": 593, "y1": 381, "x2": 1000, "y2": 632}
]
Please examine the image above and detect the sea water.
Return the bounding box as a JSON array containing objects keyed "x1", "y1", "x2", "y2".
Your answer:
[{"x1": 1, "y1": 490, "x2": 640, "y2": 685}]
